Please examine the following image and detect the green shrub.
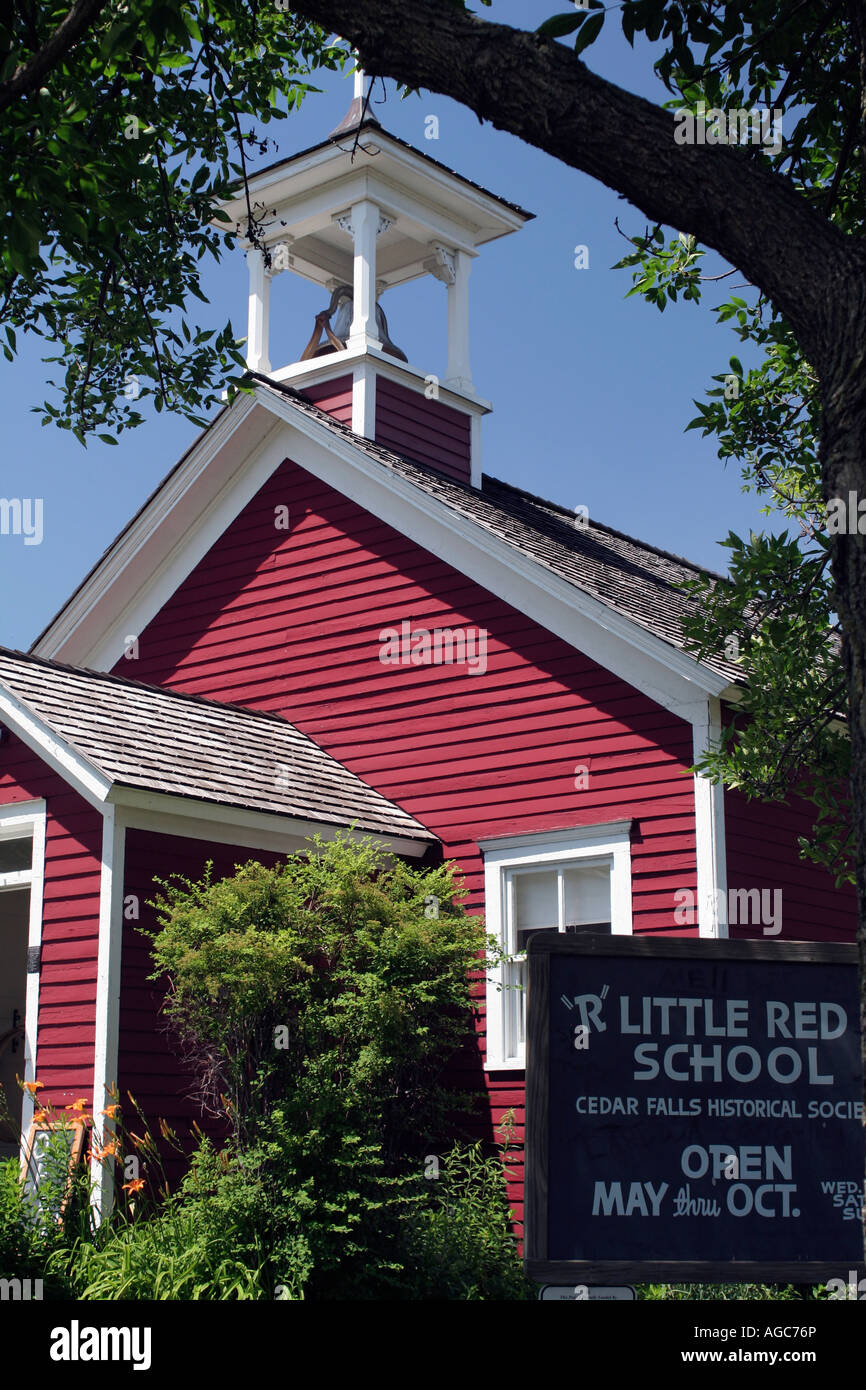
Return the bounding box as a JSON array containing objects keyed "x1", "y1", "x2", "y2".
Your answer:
[
  {"x1": 0, "y1": 1155, "x2": 39, "y2": 1274},
  {"x1": 40, "y1": 836, "x2": 529, "y2": 1300},
  {"x1": 145, "y1": 834, "x2": 491, "y2": 1155}
]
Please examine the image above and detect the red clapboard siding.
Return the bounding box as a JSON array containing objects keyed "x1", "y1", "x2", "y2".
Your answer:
[
  {"x1": 724, "y1": 786, "x2": 856, "y2": 940},
  {"x1": 375, "y1": 377, "x2": 472, "y2": 482},
  {"x1": 300, "y1": 374, "x2": 353, "y2": 426},
  {"x1": 111, "y1": 455, "x2": 707, "y2": 1207},
  {"x1": 0, "y1": 731, "x2": 102, "y2": 1114}
]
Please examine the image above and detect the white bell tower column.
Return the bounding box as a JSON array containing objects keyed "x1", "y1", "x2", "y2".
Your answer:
[
  {"x1": 246, "y1": 248, "x2": 271, "y2": 373},
  {"x1": 445, "y1": 249, "x2": 473, "y2": 394},
  {"x1": 346, "y1": 200, "x2": 383, "y2": 353}
]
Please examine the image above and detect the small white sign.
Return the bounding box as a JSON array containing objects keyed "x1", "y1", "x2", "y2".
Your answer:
[{"x1": 539, "y1": 1284, "x2": 636, "y2": 1301}]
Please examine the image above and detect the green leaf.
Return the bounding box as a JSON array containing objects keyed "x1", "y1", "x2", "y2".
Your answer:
[
  {"x1": 536, "y1": 13, "x2": 584, "y2": 39},
  {"x1": 574, "y1": 10, "x2": 605, "y2": 53}
]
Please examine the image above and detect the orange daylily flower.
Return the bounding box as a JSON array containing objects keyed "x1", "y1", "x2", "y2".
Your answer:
[
  {"x1": 65, "y1": 1098, "x2": 88, "y2": 1113},
  {"x1": 23, "y1": 1080, "x2": 44, "y2": 1096},
  {"x1": 100, "y1": 1104, "x2": 120, "y2": 1119},
  {"x1": 122, "y1": 1178, "x2": 145, "y2": 1194},
  {"x1": 33, "y1": 1109, "x2": 50, "y2": 1124}
]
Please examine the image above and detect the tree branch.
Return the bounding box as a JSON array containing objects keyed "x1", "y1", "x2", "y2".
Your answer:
[
  {"x1": 288, "y1": 0, "x2": 864, "y2": 371},
  {"x1": 0, "y1": 0, "x2": 112, "y2": 115}
]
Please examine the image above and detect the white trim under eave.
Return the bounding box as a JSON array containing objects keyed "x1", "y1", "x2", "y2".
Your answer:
[
  {"x1": 0, "y1": 685, "x2": 110, "y2": 810},
  {"x1": 109, "y1": 785, "x2": 434, "y2": 859},
  {"x1": 30, "y1": 391, "x2": 276, "y2": 666},
  {"x1": 90, "y1": 805, "x2": 126, "y2": 1222},
  {"x1": 693, "y1": 696, "x2": 728, "y2": 939},
  {"x1": 38, "y1": 392, "x2": 728, "y2": 726}
]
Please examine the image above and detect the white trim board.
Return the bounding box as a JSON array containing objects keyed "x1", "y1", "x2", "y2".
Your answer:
[
  {"x1": 692, "y1": 696, "x2": 728, "y2": 939},
  {"x1": 0, "y1": 686, "x2": 110, "y2": 809},
  {"x1": 111, "y1": 787, "x2": 432, "y2": 859},
  {"x1": 90, "y1": 807, "x2": 125, "y2": 1221}
]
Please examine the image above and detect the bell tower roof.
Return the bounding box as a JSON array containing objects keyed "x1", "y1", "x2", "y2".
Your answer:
[{"x1": 220, "y1": 120, "x2": 532, "y2": 293}]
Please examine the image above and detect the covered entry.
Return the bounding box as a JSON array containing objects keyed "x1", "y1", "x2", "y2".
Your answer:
[{"x1": 0, "y1": 802, "x2": 43, "y2": 1158}]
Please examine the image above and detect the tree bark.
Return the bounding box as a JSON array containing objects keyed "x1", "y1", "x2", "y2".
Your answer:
[
  {"x1": 0, "y1": 0, "x2": 112, "y2": 114},
  {"x1": 290, "y1": 0, "x2": 863, "y2": 369}
]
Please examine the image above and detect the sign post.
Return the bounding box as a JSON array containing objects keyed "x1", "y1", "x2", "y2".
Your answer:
[{"x1": 525, "y1": 935, "x2": 865, "y2": 1286}]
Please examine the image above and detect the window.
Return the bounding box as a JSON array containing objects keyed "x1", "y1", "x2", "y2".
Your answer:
[
  {"x1": 480, "y1": 822, "x2": 632, "y2": 1068},
  {"x1": 0, "y1": 820, "x2": 35, "y2": 893},
  {"x1": 0, "y1": 835, "x2": 33, "y2": 880}
]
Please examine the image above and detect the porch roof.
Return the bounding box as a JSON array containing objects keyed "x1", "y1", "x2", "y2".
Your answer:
[{"x1": 0, "y1": 648, "x2": 434, "y2": 848}]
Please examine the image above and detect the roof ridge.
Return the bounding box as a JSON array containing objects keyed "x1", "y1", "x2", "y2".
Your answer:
[
  {"x1": 481, "y1": 475, "x2": 728, "y2": 584},
  {"x1": 256, "y1": 376, "x2": 728, "y2": 589}
]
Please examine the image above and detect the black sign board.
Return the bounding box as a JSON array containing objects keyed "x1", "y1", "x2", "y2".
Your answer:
[{"x1": 525, "y1": 935, "x2": 865, "y2": 1284}]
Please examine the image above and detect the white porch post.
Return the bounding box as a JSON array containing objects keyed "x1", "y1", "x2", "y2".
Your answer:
[
  {"x1": 445, "y1": 249, "x2": 473, "y2": 393},
  {"x1": 90, "y1": 806, "x2": 126, "y2": 1222},
  {"x1": 347, "y1": 200, "x2": 382, "y2": 352},
  {"x1": 693, "y1": 697, "x2": 728, "y2": 938},
  {"x1": 246, "y1": 248, "x2": 271, "y2": 373}
]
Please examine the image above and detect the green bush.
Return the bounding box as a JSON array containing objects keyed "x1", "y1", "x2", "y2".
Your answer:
[
  {"x1": 145, "y1": 834, "x2": 489, "y2": 1154},
  {"x1": 17, "y1": 836, "x2": 530, "y2": 1300},
  {"x1": 0, "y1": 1156, "x2": 39, "y2": 1275}
]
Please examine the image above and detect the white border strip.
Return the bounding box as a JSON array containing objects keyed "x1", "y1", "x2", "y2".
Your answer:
[
  {"x1": 0, "y1": 687, "x2": 110, "y2": 809},
  {"x1": 90, "y1": 806, "x2": 126, "y2": 1220},
  {"x1": 693, "y1": 696, "x2": 728, "y2": 939}
]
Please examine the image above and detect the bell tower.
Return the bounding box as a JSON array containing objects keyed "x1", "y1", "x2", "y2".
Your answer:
[{"x1": 219, "y1": 72, "x2": 532, "y2": 487}]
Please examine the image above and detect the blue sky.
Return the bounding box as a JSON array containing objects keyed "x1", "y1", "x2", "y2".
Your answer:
[{"x1": 0, "y1": 1, "x2": 775, "y2": 652}]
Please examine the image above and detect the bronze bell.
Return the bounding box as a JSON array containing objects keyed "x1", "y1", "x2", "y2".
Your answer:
[{"x1": 299, "y1": 283, "x2": 408, "y2": 362}]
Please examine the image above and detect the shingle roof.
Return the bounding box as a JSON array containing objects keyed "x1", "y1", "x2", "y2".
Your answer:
[
  {"x1": 0, "y1": 648, "x2": 434, "y2": 844},
  {"x1": 251, "y1": 376, "x2": 741, "y2": 685}
]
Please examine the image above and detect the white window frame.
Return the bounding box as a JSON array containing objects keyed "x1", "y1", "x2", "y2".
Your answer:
[
  {"x1": 480, "y1": 821, "x2": 633, "y2": 1070},
  {"x1": 0, "y1": 800, "x2": 47, "y2": 1148}
]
